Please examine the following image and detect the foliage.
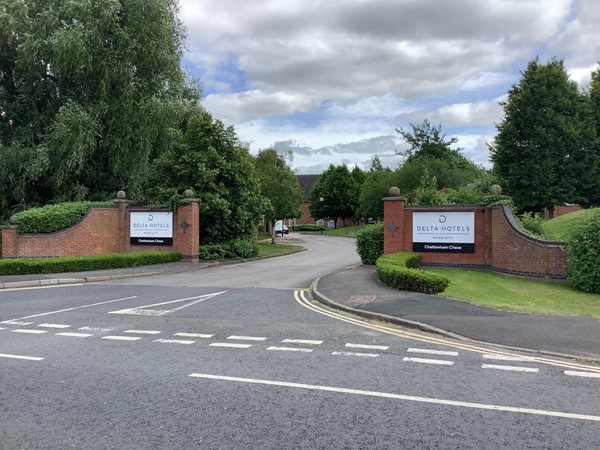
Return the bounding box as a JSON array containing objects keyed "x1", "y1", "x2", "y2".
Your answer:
[
  {"x1": 412, "y1": 172, "x2": 449, "y2": 206},
  {"x1": 13, "y1": 201, "x2": 112, "y2": 233},
  {"x1": 357, "y1": 168, "x2": 395, "y2": 220},
  {"x1": 543, "y1": 208, "x2": 600, "y2": 242},
  {"x1": 148, "y1": 110, "x2": 265, "y2": 245},
  {"x1": 396, "y1": 119, "x2": 458, "y2": 160},
  {"x1": 355, "y1": 223, "x2": 384, "y2": 265},
  {"x1": 491, "y1": 58, "x2": 600, "y2": 212},
  {"x1": 566, "y1": 211, "x2": 600, "y2": 293},
  {"x1": 292, "y1": 224, "x2": 325, "y2": 232},
  {"x1": 198, "y1": 239, "x2": 259, "y2": 260},
  {"x1": 0, "y1": 0, "x2": 199, "y2": 220},
  {"x1": 198, "y1": 244, "x2": 227, "y2": 261},
  {"x1": 309, "y1": 164, "x2": 361, "y2": 227},
  {"x1": 376, "y1": 253, "x2": 450, "y2": 294},
  {"x1": 254, "y1": 148, "x2": 303, "y2": 231},
  {"x1": 0, "y1": 252, "x2": 181, "y2": 276},
  {"x1": 516, "y1": 212, "x2": 548, "y2": 239}
]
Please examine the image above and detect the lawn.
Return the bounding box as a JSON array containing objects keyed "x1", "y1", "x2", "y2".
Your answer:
[
  {"x1": 256, "y1": 242, "x2": 303, "y2": 258},
  {"x1": 426, "y1": 268, "x2": 600, "y2": 318},
  {"x1": 543, "y1": 207, "x2": 600, "y2": 242}
]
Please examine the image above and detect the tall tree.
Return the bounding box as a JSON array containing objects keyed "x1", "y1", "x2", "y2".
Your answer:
[
  {"x1": 309, "y1": 164, "x2": 357, "y2": 228},
  {"x1": 396, "y1": 119, "x2": 459, "y2": 160},
  {"x1": 254, "y1": 148, "x2": 303, "y2": 238},
  {"x1": 0, "y1": 0, "x2": 199, "y2": 219},
  {"x1": 491, "y1": 58, "x2": 599, "y2": 212}
]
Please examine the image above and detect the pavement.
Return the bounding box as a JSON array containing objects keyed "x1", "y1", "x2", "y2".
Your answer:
[{"x1": 1, "y1": 259, "x2": 598, "y2": 362}]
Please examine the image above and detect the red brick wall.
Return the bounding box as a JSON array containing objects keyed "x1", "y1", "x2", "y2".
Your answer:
[
  {"x1": 296, "y1": 202, "x2": 316, "y2": 225},
  {"x1": 383, "y1": 199, "x2": 567, "y2": 279},
  {"x1": 544, "y1": 204, "x2": 582, "y2": 220}
]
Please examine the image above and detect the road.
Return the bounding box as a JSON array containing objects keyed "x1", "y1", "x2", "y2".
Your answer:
[{"x1": 1, "y1": 235, "x2": 599, "y2": 449}]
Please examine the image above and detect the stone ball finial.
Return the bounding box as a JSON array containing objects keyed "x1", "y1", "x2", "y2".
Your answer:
[
  {"x1": 183, "y1": 189, "x2": 194, "y2": 198},
  {"x1": 490, "y1": 184, "x2": 502, "y2": 195},
  {"x1": 116, "y1": 190, "x2": 127, "y2": 199},
  {"x1": 388, "y1": 186, "x2": 401, "y2": 197},
  {"x1": 9, "y1": 215, "x2": 19, "y2": 225}
]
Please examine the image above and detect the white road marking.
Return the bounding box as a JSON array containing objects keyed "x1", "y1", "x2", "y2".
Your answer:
[
  {"x1": 188, "y1": 373, "x2": 600, "y2": 422},
  {"x1": 403, "y1": 357, "x2": 455, "y2": 366},
  {"x1": 564, "y1": 370, "x2": 600, "y2": 379},
  {"x1": 124, "y1": 329, "x2": 162, "y2": 335},
  {"x1": 109, "y1": 291, "x2": 226, "y2": 316},
  {"x1": 408, "y1": 348, "x2": 459, "y2": 356},
  {"x1": 12, "y1": 329, "x2": 47, "y2": 334},
  {"x1": 38, "y1": 323, "x2": 71, "y2": 329},
  {"x1": 0, "y1": 353, "x2": 44, "y2": 361},
  {"x1": 345, "y1": 343, "x2": 389, "y2": 350},
  {"x1": 1, "y1": 321, "x2": 33, "y2": 326},
  {"x1": 482, "y1": 364, "x2": 539, "y2": 373},
  {"x1": 7, "y1": 296, "x2": 137, "y2": 321},
  {"x1": 332, "y1": 351, "x2": 379, "y2": 358},
  {"x1": 0, "y1": 327, "x2": 5, "y2": 330},
  {"x1": 55, "y1": 332, "x2": 93, "y2": 338},
  {"x1": 267, "y1": 346, "x2": 313, "y2": 353},
  {"x1": 227, "y1": 335, "x2": 267, "y2": 341},
  {"x1": 483, "y1": 354, "x2": 534, "y2": 362},
  {"x1": 175, "y1": 332, "x2": 214, "y2": 339},
  {"x1": 79, "y1": 327, "x2": 112, "y2": 332},
  {"x1": 281, "y1": 339, "x2": 323, "y2": 345},
  {"x1": 154, "y1": 339, "x2": 195, "y2": 345},
  {"x1": 101, "y1": 336, "x2": 142, "y2": 341},
  {"x1": 210, "y1": 343, "x2": 252, "y2": 349}
]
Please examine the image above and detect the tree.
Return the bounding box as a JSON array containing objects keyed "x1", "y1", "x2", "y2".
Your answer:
[
  {"x1": 491, "y1": 58, "x2": 600, "y2": 212},
  {"x1": 396, "y1": 119, "x2": 458, "y2": 160},
  {"x1": 308, "y1": 164, "x2": 357, "y2": 228},
  {"x1": 254, "y1": 148, "x2": 303, "y2": 240},
  {"x1": 357, "y1": 168, "x2": 395, "y2": 220},
  {"x1": 148, "y1": 110, "x2": 265, "y2": 245},
  {"x1": 0, "y1": 0, "x2": 199, "y2": 219}
]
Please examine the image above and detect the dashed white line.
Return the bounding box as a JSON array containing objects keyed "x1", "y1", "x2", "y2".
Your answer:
[
  {"x1": 124, "y1": 329, "x2": 162, "y2": 335},
  {"x1": 482, "y1": 364, "x2": 539, "y2": 373},
  {"x1": 407, "y1": 348, "x2": 459, "y2": 356},
  {"x1": 1, "y1": 321, "x2": 33, "y2": 326},
  {"x1": 482, "y1": 354, "x2": 534, "y2": 362},
  {"x1": 38, "y1": 323, "x2": 71, "y2": 329},
  {"x1": 209, "y1": 343, "x2": 252, "y2": 349},
  {"x1": 174, "y1": 333, "x2": 214, "y2": 338},
  {"x1": 0, "y1": 353, "x2": 44, "y2": 361},
  {"x1": 55, "y1": 332, "x2": 93, "y2": 338},
  {"x1": 79, "y1": 327, "x2": 113, "y2": 332},
  {"x1": 267, "y1": 346, "x2": 313, "y2": 353},
  {"x1": 11, "y1": 329, "x2": 47, "y2": 334},
  {"x1": 403, "y1": 357, "x2": 455, "y2": 366},
  {"x1": 281, "y1": 339, "x2": 323, "y2": 345},
  {"x1": 154, "y1": 339, "x2": 195, "y2": 345},
  {"x1": 0, "y1": 327, "x2": 5, "y2": 330},
  {"x1": 564, "y1": 370, "x2": 600, "y2": 379},
  {"x1": 332, "y1": 351, "x2": 379, "y2": 358},
  {"x1": 345, "y1": 343, "x2": 389, "y2": 350},
  {"x1": 101, "y1": 336, "x2": 142, "y2": 341},
  {"x1": 227, "y1": 335, "x2": 267, "y2": 341}
]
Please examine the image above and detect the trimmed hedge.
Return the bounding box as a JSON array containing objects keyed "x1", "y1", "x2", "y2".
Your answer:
[
  {"x1": 355, "y1": 223, "x2": 384, "y2": 265},
  {"x1": 376, "y1": 252, "x2": 450, "y2": 294},
  {"x1": 566, "y1": 210, "x2": 600, "y2": 293},
  {"x1": 0, "y1": 251, "x2": 181, "y2": 276},
  {"x1": 198, "y1": 238, "x2": 259, "y2": 261},
  {"x1": 292, "y1": 224, "x2": 325, "y2": 232},
  {"x1": 14, "y1": 201, "x2": 113, "y2": 233}
]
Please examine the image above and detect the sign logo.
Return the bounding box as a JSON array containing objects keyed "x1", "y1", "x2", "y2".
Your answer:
[{"x1": 413, "y1": 211, "x2": 475, "y2": 253}]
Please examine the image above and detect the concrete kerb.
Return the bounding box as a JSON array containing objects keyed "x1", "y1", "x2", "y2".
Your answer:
[{"x1": 310, "y1": 274, "x2": 600, "y2": 364}]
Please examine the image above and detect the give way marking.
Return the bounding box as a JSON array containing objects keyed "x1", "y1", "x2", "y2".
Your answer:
[{"x1": 108, "y1": 291, "x2": 227, "y2": 317}]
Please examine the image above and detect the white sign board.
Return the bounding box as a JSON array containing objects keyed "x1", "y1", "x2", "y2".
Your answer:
[
  {"x1": 130, "y1": 211, "x2": 173, "y2": 245},
  {"x1": 413, "y1": 211, "x2": 474, "y2": 253}
]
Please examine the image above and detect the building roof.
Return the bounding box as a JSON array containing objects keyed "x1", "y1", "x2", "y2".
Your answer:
[{"x1": 297, "y1": 174, "x2": 320, "y2": 202}]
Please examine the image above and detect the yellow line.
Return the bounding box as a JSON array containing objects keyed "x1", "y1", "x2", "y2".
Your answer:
[{"x1": 294, "y1": 289, "x2": 600, "y2": 374}]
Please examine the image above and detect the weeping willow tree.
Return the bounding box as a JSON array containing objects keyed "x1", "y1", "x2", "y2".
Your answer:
[{"x1": 0, "y1": 0, "x2": 200, "y2": 218}]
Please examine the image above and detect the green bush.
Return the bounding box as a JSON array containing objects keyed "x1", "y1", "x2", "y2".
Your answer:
[
  {"x1": 355, "y1": 223, "x2": 384, "y2": 265},
  {"x1": 199, "y1": 244, "x2": 227, "y2": 260},
  {"x1": 199, "y1": 239, "x2": 259, "y2": 260},
  {"x1": 292, "y1": 224, "x2": 325, "y2": 232},
  {"x1": 14, "y1": 201, "x2": 113, "y2": 233},
  {"x1": 0, "y1": 251, "x2": 180, "y2": 276},
  {"x1": 376, "y1": 252, "x2": 450, "y2": 294},
  {"x1": 516, "y1": 212, "x2": 548, "y2": 239},
  {"x1": 566, "y1": 211, "x2": 600, "y2": 293}
]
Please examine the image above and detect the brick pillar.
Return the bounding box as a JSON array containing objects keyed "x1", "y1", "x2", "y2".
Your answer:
[
  {"x1": 175, "y1": 199, "x2": 200, "y2": 264},
  {"x1": 383, "y1": 197, "x2": 405, "y2": 254},
  {"x1": 1, "y1": 225, "x2": 18, "y2": 258},
  {"x1": 113, "y1": 199, "x2": 134, "y2": 253}
]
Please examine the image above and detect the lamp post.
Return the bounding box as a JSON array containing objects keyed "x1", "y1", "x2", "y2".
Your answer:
[{"x1": 319, "y1": 197, "x2": 324, "y2": 235}]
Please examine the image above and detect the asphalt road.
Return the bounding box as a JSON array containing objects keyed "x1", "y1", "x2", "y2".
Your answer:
[{"x1": 1, "y1": 235, "x2": 599, "y2": 449}]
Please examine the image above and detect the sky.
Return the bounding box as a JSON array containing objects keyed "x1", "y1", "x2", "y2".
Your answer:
[{"x1": 178, "y1": 0, "x2": 600, "y2": 174}]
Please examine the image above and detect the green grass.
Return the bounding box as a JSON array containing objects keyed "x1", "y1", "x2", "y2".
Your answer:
[
  {"x1": 322, "y1": 225, "x2": 365, "y2": 237},
  {"x1": 426, "y1": 268, "x2": 600, "y2": 317},
  {"x1": 543, "y1": 208, "x2": 600, "y2": 242},
  {"x1": 256, "y1": 242, "x2": 303, "y2": 257}
]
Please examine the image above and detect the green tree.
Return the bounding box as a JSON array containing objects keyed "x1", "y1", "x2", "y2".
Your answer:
[
  {"x1": 396, "y1": 119, "x2": 459, "y2": 160},
  {"x1": 254, "y1": 148, "x2": 303, "y2": 239},
  {"x1": 149, "y1": 111, "x2": 264, "y2": 245},
  {"x1": 0, "y1": 0, "x2": 198, "y2": 219},
  {"x1": 491, "y1": 58, "x2": 600, "y2": 213},
  {"x1": 309, "y1": 164, "x2": 356, "y2": 228},
  {"x1": 357, "y1": 168, "x2": 395, "y2": 220}
]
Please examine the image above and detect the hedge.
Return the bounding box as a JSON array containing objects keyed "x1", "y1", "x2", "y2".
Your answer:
[
  {"x1": 292, "y1": 224, "x2": 325, "y2": 232},
  {"x1": 0, "y1": 251, "x2": 181, "y2": 276},
  {"x1": 376, "y1": 252, "x2": 450, "y2": 294},
  {"x1": 355, "y1": 223, "x2": 384, "y2": 264},
  {"x1": 198, "y1": 238, "x2": 259, "y2": 261},
  {"x1": 14, "y1": 201, "x2": 113, "y2": 234},
  {"x1": 566, "y1": 210, "x2": 600, "y2": 293}
]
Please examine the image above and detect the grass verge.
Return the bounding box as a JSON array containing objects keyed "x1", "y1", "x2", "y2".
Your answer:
[
  {"x1": 426, "y1": 268, "x2": 600, "y2": 318},
  {"x1": 256, "y1": 242, "x2": 303, "y2": 258},
  {"x1": 543, "y1": 207, "x2": 600, "y2": 242}
]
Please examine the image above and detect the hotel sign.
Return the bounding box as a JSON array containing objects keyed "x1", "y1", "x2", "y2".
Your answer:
[
  {"x1": 413, "y1": 211, "x2": 474, "y2": 253},
  {"x1": 130, "y1": 211, "x2": 173, "y2": 245}
]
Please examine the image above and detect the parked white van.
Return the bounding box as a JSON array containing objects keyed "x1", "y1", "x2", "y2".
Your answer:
[{"x1": 274, "y1": 220, "x2": 289, "y2": 235}]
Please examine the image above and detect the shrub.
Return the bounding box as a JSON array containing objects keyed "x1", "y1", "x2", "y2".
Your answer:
[
  {"x1": 376, "y1": 252, "x2": 450, "y2": 294},
  {"x1": 199, "y1": 244, "x2": 227, "y2": 260},
  {"x1": 292, "y1": 224, "x2": 325, "y2": 232},
  {"x1": 225, "y1": 238, "x2": 259, "y2": 259},
  {"x1": 0, "y1": 251, "x2": 180, "y2": 276},
  {"x1": 516, "y1": 212, "x2": 548, "y2": 239},
  {"x1": 355, "y1": 223, "x2": 384, "y2": 265},
  {"x1": 566, "y1": 211, "x2": 600, "y2": 293},
  {"x1": 14, "y1": 201, "x2": 112, "y2": 233}
]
